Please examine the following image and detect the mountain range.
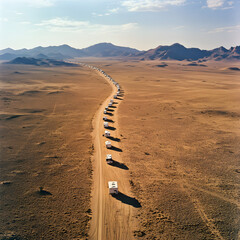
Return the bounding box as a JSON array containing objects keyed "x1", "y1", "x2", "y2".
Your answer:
[{"x1": 0, "y1": 43, "x2": 239, "y2": 62}]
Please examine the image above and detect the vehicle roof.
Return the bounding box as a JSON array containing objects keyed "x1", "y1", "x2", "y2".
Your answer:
[{"x1": 108, "y1": 181, "x2": 118, "y2": 188}]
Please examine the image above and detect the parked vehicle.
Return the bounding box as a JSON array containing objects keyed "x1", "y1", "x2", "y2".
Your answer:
[
  {"x1": 104, "y1": 130, "x2": 110, "y2": 137},
  {"x1": 106, "y1": 154, "x2": 113, "y2": 164},
  {"x1": 108, "y1": 181, "x2": 118, "y2": 195},
  {"x1": 105, "y1": 141, "x2": 111, "y2": 148}
]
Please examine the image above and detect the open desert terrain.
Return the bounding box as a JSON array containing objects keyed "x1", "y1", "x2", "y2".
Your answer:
[
  {"x1": 84, "y1": 60, "x2": 240, "y2": 239},
  {"x1": 0, "y1": 59, "x2": 239, "y2": 240},
  {"x1": 0, "y1": 64, "x2": 111, "y2": 239}
]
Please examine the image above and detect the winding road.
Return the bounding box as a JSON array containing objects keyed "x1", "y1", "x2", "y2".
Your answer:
[{"x1": 86, "y1": 66, "x2": 137, "y2": 240}]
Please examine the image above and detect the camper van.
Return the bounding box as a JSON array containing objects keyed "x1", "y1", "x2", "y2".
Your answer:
[
  {"x1": 104, "y1": 130, "x2": 110, "y2": 137},
  {"x1": 108, "y1": 181, "x2": 118, "y2": 195},
  {"x1": 106, "y1": 154, "x2": 113, "y2": 164},
  {"x1": 105, "y1": 141, "x2": 111, "y2": 149},
  {"x1": 104, "y1": 122, "x2": 109, "y2": 128}
]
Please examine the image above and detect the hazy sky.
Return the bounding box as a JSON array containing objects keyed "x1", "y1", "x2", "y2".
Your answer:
[{"x1": 0, "y1": 0, "x2": 239, "y2": 50}]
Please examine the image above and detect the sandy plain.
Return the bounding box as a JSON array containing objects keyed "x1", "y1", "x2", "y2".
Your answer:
[
  {"x1": 0, "y1": 64, "x2": 111, "y2": 239},
  {"x1": 86, "y1": 60, "x2": 240, "y2": 240},
  {"x1": 0, "y1": 60, "x2": 239, "y2": 240}
]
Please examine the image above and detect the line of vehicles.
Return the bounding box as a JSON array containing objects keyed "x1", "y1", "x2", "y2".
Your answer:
[{"x1": 84, "y1": 63, "x2": 122, "y2": 196}]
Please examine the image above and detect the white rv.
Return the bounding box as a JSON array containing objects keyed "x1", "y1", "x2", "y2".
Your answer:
[
  {"x1": 104, "y1": 130, "x2": 110, "y2": 137},
  {"x1": 104, "y1": 110, "x2": 107, "y2": 114},
  {"x1": 103, "y1": 116, "x2": 107, "y2": 121},
  {"x1": 108, "y1": 102, "x2": 112, "y2": 107},
  {"x1": 113, "y1": 95, "x2": 117, "y2": 99},
  {"x1": 104, "y1": 122, "x2": 109, "y2": 128},
  {"x1": 106, "y1": 154, "x2": 113, "y2": 164},
  {"x1": 105, "y1": 141, "x2": 111, "y2": 149},
  {"x1": 105, "y1": 106, "x2": 108, "y2": 110},
  {"x1": 108, "y1": 181, "x2": 118, "y2": 195}
]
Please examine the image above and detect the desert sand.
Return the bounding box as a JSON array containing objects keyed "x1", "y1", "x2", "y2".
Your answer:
[
  {"x1": 0, "y1": 60, "x2": 239, "y2": 240},
  {"x1": 84, "y1": 60, "x2": 240, "y2": 239},
  {"x1": 0, "y1": 64, "x2": 111, "y2": 239}
]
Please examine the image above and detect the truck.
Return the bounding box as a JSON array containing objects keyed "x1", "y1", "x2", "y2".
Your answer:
[{"x1": 108, "y1": 181, "x2": 118, "y2": 195}]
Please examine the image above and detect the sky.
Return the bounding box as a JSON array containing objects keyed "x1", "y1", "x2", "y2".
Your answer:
[{"x1": 0, "y1": 0, "x2": 239, "y2": 50}]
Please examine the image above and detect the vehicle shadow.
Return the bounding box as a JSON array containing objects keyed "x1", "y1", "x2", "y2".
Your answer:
[
  {"x1": 110, "y1": 146, "x2": 122, "y2": 152},
  {"x1": 107, "y1": 109, "x2": 114, "y2": 112},
  {"x1": 112, "y1": 102, "x2": 118, "y2": 105},
  {"x1": 109, "y1": 106, "x2": 116, "y2": 108},
  {"x1": 111, "y1": 160, "x2": 128, "y2": 170},
  {"x1": 37, "y1": 190, "x2": 52, "y2": 196},
  {"x1": 108, "y1": 136, "x2": 120, "y2": 142},
  {"x1": 106, "y1": 112, "x2": 113, "y2": 116},
  {"x1": 112, "y1": 192, "x2": 141, "y2": 208},
  {"x1": 105, "y1": 119, "x2": 114, "y2": 123},
  {"x1": 107, "y1": 126, "x2": 116, "y2": 131},
  {"x1": 116, "y1": 97, "x2": 123, "y2": 100}
]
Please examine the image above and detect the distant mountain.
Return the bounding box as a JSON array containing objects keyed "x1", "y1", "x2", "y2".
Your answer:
[
  {"x1": 0, "y1": 43, "x2": 239, "y2": 61},
  {"x1": 138, "y1": 43, "x2": 240, "y2": 61},
  {"x1": 0, "y1": 43, "x2": 140, "y2": 60},
  {"x1": 81, "y1": 42, "x2": 140, "y2": 57},
  {"x1": 138, "y1": 43, "x2": 209, "y2": 61},
  {"x1": 6, "y1": 57, "x2": 78, "y2": 67},
  {"x1": 0, "y1": 53, "x2": 17, "y2": 60}
]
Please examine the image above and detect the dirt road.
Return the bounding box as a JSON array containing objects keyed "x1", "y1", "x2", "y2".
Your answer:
[{"x1": 88, "y1": 67, "x2": 138, "y2": 240}]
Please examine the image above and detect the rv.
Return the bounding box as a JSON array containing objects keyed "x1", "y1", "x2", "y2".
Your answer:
[
  {"x1": 103, "y1": 116, "x2": 107, "y2": 121},
  {"x1": 105, "y1": 141, "x2": 111, "y2": 149},
  {"x1": 108, "y1": 181, "x2": 118, "y2": 195},
  {"x1": 113, "y1": 95, "x2": 117, "y2": 99},
  {"x1": 106, "y1": 154, "x2": 113, "y2": 164},
  {"x1": 104, "y1": 130, "x2": 110, "y2": 137},
  {"x1": 104, "y1": 122, "x2": 109, "y2": 128},
  {"x1": 108, "y1": 102, "x2": 112, "y2": 107},
  {"x1": 110, "y1": 99, "x2": 113, "y2": 103},
  {"x1": 104, "y1": 110, "x2": 107, "y2": 114},
  {"x1": 105, "y1": 106, "x2": 108, "y2": 110}
]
